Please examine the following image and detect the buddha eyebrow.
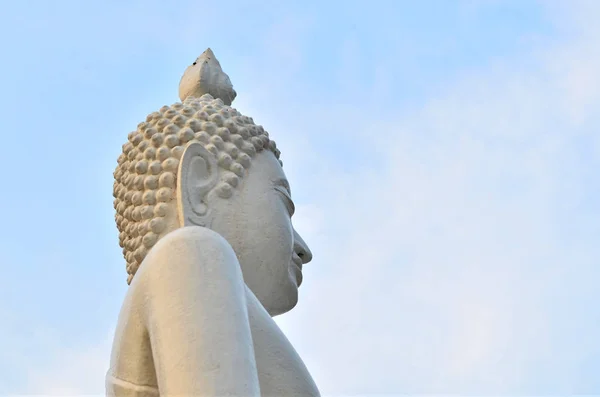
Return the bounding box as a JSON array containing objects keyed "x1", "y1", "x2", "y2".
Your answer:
[{"x1": 273, "y1": 178, "x2": 291, "y2": 195}]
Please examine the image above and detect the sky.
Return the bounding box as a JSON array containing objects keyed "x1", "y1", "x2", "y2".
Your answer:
[{"x1": 0, "y1": 0, "x2": 599, "y2": 395}]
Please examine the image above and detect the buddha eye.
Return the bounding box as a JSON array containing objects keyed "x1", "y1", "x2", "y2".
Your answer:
[{"x1": 275, "y1": 186, "x2": 295, "y2": 216}]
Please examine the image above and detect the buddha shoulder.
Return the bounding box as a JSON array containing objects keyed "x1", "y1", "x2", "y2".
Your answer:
[{"x1": 133, "y1": 226, "x2": 241, "y2": 289}]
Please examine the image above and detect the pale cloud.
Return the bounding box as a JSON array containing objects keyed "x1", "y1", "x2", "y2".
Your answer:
[
  {"x1": 23, "y1": 327, "x2": 114, "y2": 396},
  {"x1": 275, "y1": 2, "x2": 600, "y2": 395}
]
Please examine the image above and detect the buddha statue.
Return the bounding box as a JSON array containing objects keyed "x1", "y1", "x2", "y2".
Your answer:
[{"x1": 106, "y1": 48, "x2": 320, "y2": 396}]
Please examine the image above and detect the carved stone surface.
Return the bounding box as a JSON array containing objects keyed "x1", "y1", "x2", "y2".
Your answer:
[
  {"x1": 179, "y1": 48, "x2": 237, "y2": 105},
  {"x1": 107, "y1": 49, "x2": 319, "y2": 396}
]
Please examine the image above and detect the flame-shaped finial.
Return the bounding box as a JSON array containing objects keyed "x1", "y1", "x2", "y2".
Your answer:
[{"x1": 179, "y1": 48, "x2": 237, "y2": 105}]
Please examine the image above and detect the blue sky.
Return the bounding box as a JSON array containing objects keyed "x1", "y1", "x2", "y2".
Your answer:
[{"x1": 1, "y1": 0, "x2": 600, "y2": 395}]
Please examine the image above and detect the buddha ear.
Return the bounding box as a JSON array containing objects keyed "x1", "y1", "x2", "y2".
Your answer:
[{"x1": 177, "y1": 142, "x2": 219, "y2": 227}]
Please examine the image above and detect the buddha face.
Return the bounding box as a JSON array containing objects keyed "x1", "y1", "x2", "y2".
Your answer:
[{"x1": 187, "y1": 149, "x2": 313, "y2": 316}]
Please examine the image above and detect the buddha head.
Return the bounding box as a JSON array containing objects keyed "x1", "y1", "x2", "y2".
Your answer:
[{"x1": 112, "y1": 49, "x2": 312, "y2": 315}]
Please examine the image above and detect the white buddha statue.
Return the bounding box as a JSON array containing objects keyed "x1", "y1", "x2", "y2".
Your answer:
[{"x1": 106, "y1": 48, "x2": 319, "y2": 396}]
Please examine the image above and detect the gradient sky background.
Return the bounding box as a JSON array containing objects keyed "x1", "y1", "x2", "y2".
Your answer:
[{"x1": 1, "y1": 0, "x2": 600, "y2": 395}]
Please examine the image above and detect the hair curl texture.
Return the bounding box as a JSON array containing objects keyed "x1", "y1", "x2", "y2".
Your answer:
[{"x1": 113, "y1": 94, "x2": 281, "y2": 284}]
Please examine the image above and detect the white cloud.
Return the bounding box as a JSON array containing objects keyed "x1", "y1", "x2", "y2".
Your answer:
[
  {"x1": 275, "y1": 2, "x2": 600, "y2": 395},
  {"x1": 22, "y1": 327, "x2": 114, "y2": 396}
]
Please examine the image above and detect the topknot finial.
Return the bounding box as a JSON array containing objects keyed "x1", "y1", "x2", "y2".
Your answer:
[{"x1": 179, "y1": 48, "x2": 237, "y2": 105}]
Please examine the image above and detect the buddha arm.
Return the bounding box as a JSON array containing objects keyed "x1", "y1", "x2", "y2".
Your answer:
[{"x1": 135, "y1": 226, "x2": 261, "y2": 396}]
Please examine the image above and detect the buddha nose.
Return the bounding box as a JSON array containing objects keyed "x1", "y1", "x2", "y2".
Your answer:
[{"x1": 293, "y1": 229, "x2": 313, "y2": 264}]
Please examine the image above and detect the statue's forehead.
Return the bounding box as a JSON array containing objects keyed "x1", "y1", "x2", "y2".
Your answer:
[{"x1": 245, "y1": 150, "x2": 290, "y2": 192}]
